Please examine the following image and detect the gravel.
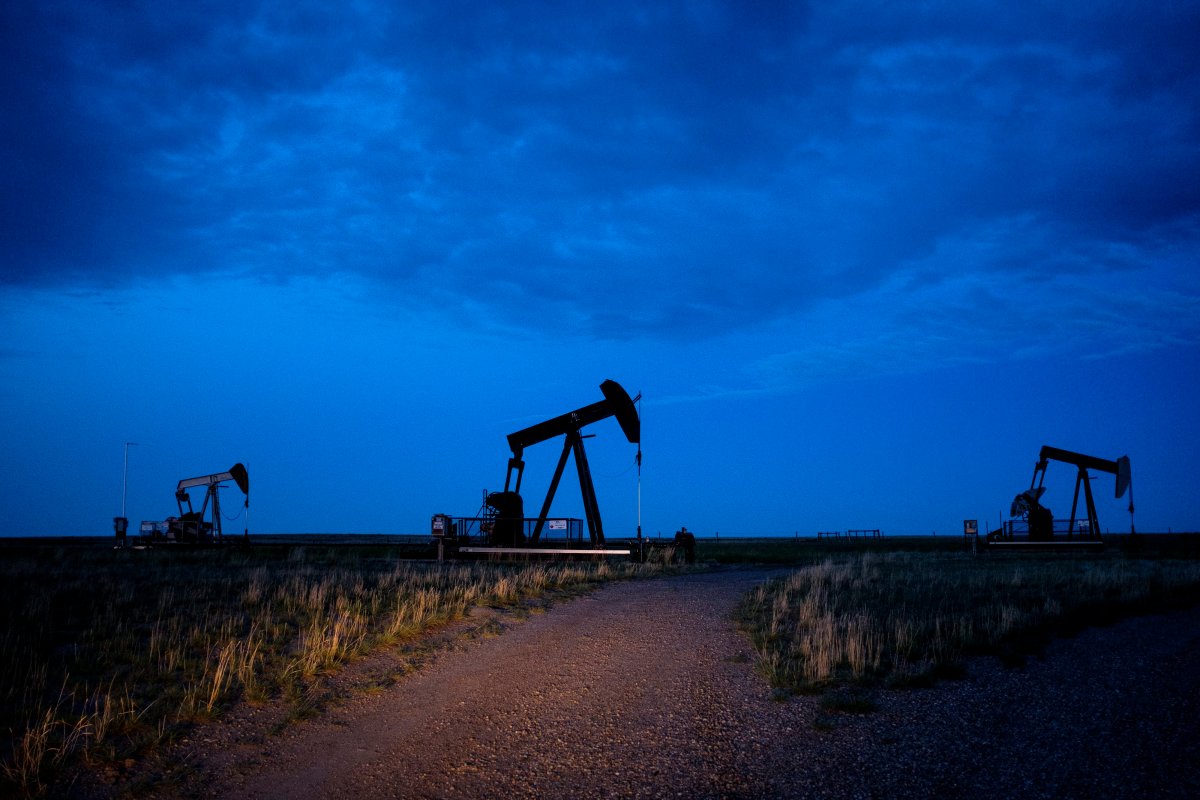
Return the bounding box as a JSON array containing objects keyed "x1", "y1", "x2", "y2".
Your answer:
[{"x1": 122, "y1": 567, "x2": 1200, "y2": 799}]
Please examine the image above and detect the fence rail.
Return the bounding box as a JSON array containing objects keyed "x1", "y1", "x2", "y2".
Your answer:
[
  {"x1": 998, "y1": 519, "x2": 1101, "y2": 540},
  {"x1": 447, "y1": 516, "x2": 586, "y2": 544}
]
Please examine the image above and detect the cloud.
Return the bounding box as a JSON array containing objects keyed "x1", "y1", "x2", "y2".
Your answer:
[
  {"x1": 744, "y1": 213, "x2": 1200, "y2": 391},
  {"x1": 3, "y1": 1, "x2": 1198, "y2": 352}
]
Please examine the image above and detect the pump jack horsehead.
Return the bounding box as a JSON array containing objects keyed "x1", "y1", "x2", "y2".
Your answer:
[{"x1": 486, "y1": 380, "x2": 640, "y2": 547}]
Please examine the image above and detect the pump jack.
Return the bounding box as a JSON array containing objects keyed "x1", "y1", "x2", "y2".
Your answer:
[
  {"x1": 485, "y1": 380, "x2": 640, "y2": 547},
  {"x1": 169, "y1": 463, "x2": 250, "y2": 543},
  {"x1": 1007, "y1": 446, "x2": 1132, "y2": 542}
]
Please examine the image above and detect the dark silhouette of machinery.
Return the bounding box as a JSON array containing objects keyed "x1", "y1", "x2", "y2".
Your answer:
[
  {"x1": 487, "y1": 379, "x2": 640, "y2": 548},
  {"x1": 673, "y1": 526, "x2": 696, "y2": 564},
  {"x1": 165, "y1": 463, "x2": 250, "y2": 543},
  {"x1": 1010, "y1": 487, "x2": 1055, "y2": 540},
  {"x1": 1005, "y1": 446, "x2": 1132, "y2": 542}
]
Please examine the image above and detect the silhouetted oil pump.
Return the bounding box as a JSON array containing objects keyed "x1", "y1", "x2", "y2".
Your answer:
[
  {"x1": 489, "y1": 380, "x2": 640, "y2": 547},
  {"x1": 1019, "y1": 445, "x2": 1133, "y2": 539},
  {"x1": 170, "y1": 463, "x2": 250, "y2": 543}
]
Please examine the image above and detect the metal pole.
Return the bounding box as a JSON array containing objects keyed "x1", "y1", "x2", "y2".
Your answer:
[
  {"x1": 636, "y1": 448, "x2": 641, "y2": 539},
  {"x1": 121, "y1": 442, "x2": 138, "y2": 518},
  {"x1": 243, "y1": 462, "x2": 250, "y2": 543}
]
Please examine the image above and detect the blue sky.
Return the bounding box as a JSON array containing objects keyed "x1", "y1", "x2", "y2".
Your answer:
[{"x1": 3, "y1": 1, "x2": 1198, "y2": 537}]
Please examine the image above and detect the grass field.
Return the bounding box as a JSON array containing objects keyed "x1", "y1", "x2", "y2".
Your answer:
[
  {"x1": 733, "y1": 536, "x2": 1200, "y2": 696},
  {"x1": 696, "y1": 534, "x2": 963, "y2": 564},
  {"x1": 0, "y1": 542, "x2": 674, "y2": 795}
]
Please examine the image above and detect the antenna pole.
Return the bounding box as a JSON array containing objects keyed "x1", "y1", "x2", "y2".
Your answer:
[
  {"x1": 244, "y1": 463, "x2": 250, "y2": 543},
  {"x1": 121, "y1": 442, "x2": 138, "y2": 518},
  {"x1": 636, "y1": 393, "x2": 642, "y2": 541},
  {"x1": 1128, "y1": 484, "x2": 1136, "y2": 535}
]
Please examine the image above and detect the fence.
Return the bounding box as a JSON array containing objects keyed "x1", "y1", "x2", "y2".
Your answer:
[
  {"x1": 817, "y1": 529, "x2": 883, "y2": 539},
  {"x1": 449, "y1": 516, "x2": 586, "y2": 544},
  {"x1": 999, "y1": 519, "x2": 1099, "y2": 539}
]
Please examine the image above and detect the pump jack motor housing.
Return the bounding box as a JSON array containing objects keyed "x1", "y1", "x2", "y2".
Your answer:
[{"x1": 490, "y1": 379, "x2": 640, "y2": 548}]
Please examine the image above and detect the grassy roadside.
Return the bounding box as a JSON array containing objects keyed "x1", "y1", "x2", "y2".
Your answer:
[
  {"x1": 735, "y1": 546, "x2": 1200, "y2": 699},
  {"x1": 0, "y1": 543, "x2": 675, "y2": 796}
]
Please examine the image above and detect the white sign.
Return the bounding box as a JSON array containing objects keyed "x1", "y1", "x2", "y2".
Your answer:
[
  {"x1": 963, "y1": 519, "x2": 978, "y2": 536},
  {"x1": 548, "y1": 519, "x2": 567, "y2": 530}
]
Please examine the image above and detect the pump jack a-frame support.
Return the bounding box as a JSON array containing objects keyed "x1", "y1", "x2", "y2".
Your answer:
[{"x1": 500, "y1": 380, "x2": 640, "y2": 546}]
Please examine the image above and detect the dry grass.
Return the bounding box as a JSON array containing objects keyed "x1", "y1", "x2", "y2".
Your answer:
[
  {"x1": 738, "y1": 550, "x2": 1200, "y2": 693},
  {"x1": 0, "y1": 543, "x2": 666, "y2": 795}
]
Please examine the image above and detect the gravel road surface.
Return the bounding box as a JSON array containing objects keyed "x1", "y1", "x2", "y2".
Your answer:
[{"x1": 143, "y1": 568, "x2": 1200, "y2": 799}]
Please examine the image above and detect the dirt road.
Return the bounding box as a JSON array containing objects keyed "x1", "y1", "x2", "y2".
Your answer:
[{"x1": 146, "y1": 568, "x2": 1200, "y2": 799}]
